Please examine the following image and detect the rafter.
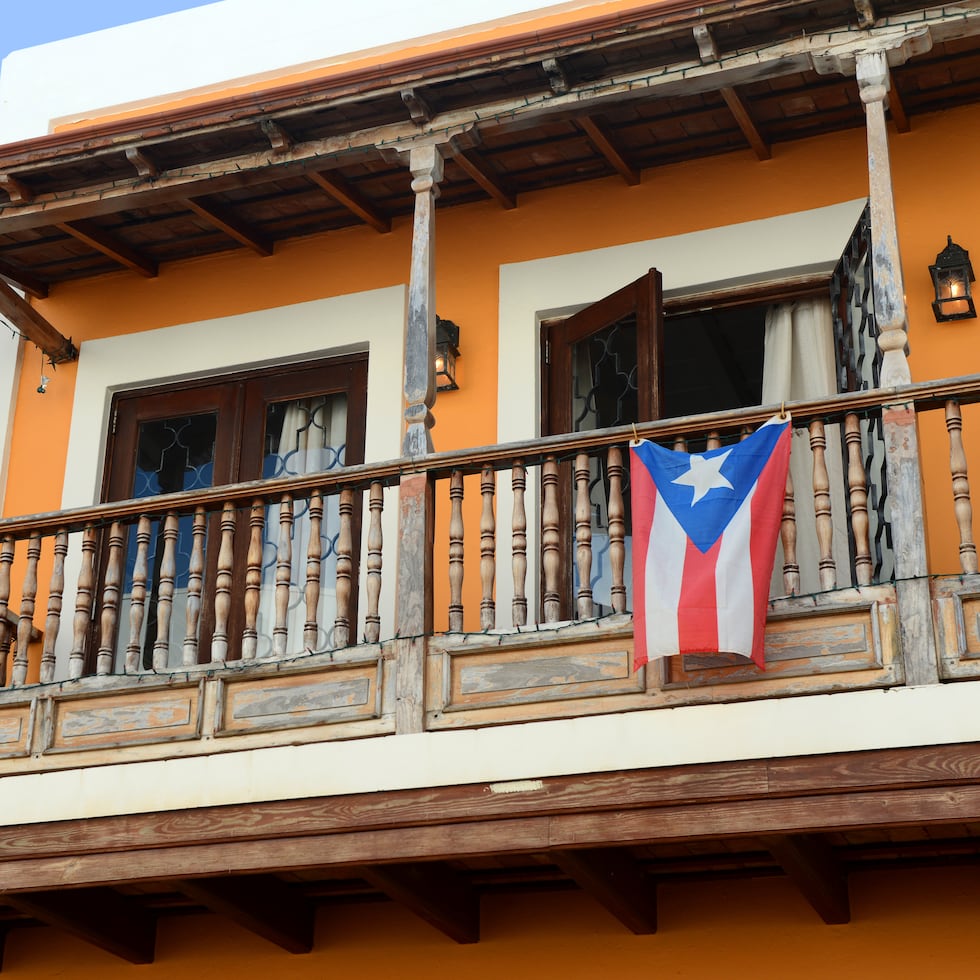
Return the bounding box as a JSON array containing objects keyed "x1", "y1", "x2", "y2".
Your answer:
[
  {"x1": 361, "y1": 862, "x2": 479, "y2": 944},
  {"x1": 764, "y1": 834, "x2": 850, "y2": 924},
  {"x1": 719, "y1": 86, "x2": 772, "y2": 160},
  {"x1": 178, "y1": 875, "x2": 314, "y2": 953},
  {"x1": 0, "y1": 278, "x2": 75, "y2": 363},
  {"x1": 55, "y1": 220, "x2": 157, "y2": 278},
  {"x1": 552, "y1": 848, "x2": 657, "y2": 934},
  {"x1": 5, "y1": 888, "x2": 155, "y2": 964},
  {"x1": 0, "y1": 260, "x2": 48, "y2": 300},
  {"x1": 307, "y1": 170, "x2": 391, "y2": 234},
  {"x1": 888, "y1": 81, "x2": 911, "y2": 132},
  {"x1": 185, "y1": 197, "x2": 274, "y2": 256},
  {"x1": 453, "y1": 150, "x2": 517, "y2": 210},
  {"x1": 578, "y1": 116, "x2": 640, "y2": 185}
]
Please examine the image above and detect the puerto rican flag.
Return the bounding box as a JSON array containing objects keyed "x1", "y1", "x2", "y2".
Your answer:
[{"x1": 630, "y1": 415, "x2": 791, "y2": 670}]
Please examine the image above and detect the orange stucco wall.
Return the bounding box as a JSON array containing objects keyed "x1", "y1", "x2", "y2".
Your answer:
[
  {"x1": 6, "y1": 101, "x2": 980, "y2": 606},
  {"x1": 3, "y1": 868, "x2": 979, "y2": 977}
]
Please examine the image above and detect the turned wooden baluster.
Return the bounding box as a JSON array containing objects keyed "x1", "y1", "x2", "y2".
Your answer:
[
  {"x1": 542, "y1": 456, "x2": 561, "y2": 623},
  {"x1": 273, "y1": 495, "x2": 294, "y2": 658},
  {"x1": 240, "y1": 500, "x2": 263, "y2": 661},
  {"x1": 12, "y1": 534, "x2": 40, "y2": 686},
  {"x1": 946, "y1": 400, "x2": 978, "y2": 574},
  {"x1": 607, "y1": 446, "x2": 627, "y2": 614},
  {"x1": 480, "y1": 466, "x2": 496, "y2": 630},
  {"x1": 182, "y1": 507, "x2": 207, "y2": 666},
  {"x1": 0, "y1": 538, "x2": 13, "y2": 683},
  {"x1": 809, "y1": 419, "x2": 837, "y2": 591},
  {"x1": 69, "y1": 527, "x2": 97, "y2": 679},
  {"x1": 672, "y1": 435, "x2": 687, "y2": 452},
  {"x1": 212, "y1": 503, "x2": 239, "y2": 662},
  {"x1": 706, "y1": 430, "x2": 721, "y2": 451},
  {"x1": 334, "y1": 489, "x2": 353, "y2": 649},
  {"x1": 364, "y1": 482, "x2": 383, "y2": 643},
  {"x1": 448, "y1": 471, "x2": 464, "y2": 632},
  {"x1": 781, "y1": 467, "x2": 800, "y2": 596},
  {"x1": 304, "y1": 491, "x2": 323, "y2": 652},
  {"x1": 40, "y1": 530, "x2": 69, "y2": 683},
  {"x1": 845, "y1": 414, "x2": 874, "y2": 586},
  {"x1": 152, "y1": 513, "x2": 179, "y2": 671},
  {"x1": 125, "y1": 516, "x2": 152, "y2": 673},
  {"x1": 574, "y1": 453, "x2": 594, "y2": 620},
  {"x1": 511, "y1": 461, "x2": 528, "y2": 628},
  {"x1": 96, "y1": 521, "x2": 124, "y2": 675}
]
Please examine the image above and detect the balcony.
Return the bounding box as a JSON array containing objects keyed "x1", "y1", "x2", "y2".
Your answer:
[{"x1": 0, "y1": 374, "x2": 976, "y2": 771}]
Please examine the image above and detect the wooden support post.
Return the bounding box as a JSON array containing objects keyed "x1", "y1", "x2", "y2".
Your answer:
[{"x1": 857, "y1": 50, "x2": 938, "y2": 685}]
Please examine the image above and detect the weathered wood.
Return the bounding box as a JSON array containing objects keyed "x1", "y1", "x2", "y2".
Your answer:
[
  {"x1": 182, "y1": 507, "x2": 207, "y2": 666},
  {"x1": 96, "y1": 522, "x2": 124, "y2": 676},
  {"x1": 607, "y1": 447, "x2": 627, "y2": 614},
  {"x1": 361, "y1": 862, "x2": 479, "y2": 944},
  {"x1": 395, "y1": 472, "x2": 433, "y2": 733},
  {"x1": 274, "y1": 495, "x2": 294, "y2": 658},
  {"x1": 124, "y1": 146, "x2": 158, "y2": 178},
  {"x1": 552, "y1": 847, "x2": 657, "y2": 933},
  {"x1": 304, "y1": 490, "x2": 324, "y2": 652},
  {"x1": 781, "y1": 466, "x2": 800, "y2": 596},
  {"x1": 308, "y1": 170, "x2": 391, "y2": 234},
  {"x1": 453, "y1": 150, "x2": 517, "y2": 210},
  {"x1": 364, "y1": 482, "x2": 384, "y2": 644},
  {"x1": 210, "y1": 505, "x2": 236, "y2": 664},
  {"x1": 946, "y1": 401, "x2": 978, "y2": 574},
  {"x1": 574, "y1": 453, "x2": 594, "y2": 619},
  {"x1": 511, "y1": 461, "x2": 528, "y2": 627},
  {"x1": 402, "y1": 144, "x2": 443, "y2": 457},
  {"x1": 185, "y1": 196, "x2": 274, "y2": 256},
  {"x1": 809, "y1": 419, "x2": 837, "y2": 591},
  {"x1": 480, "y1": 465, "x2": 496, "y2": 631},
  {"x1": 240, "y1": 500, "x2": 263, "y2": 661},
  {"x1": 844, "y1": 413, "x2": 873, "y2": 586},
  {"x1": 178, "y1": 874, "x2": 314, "y2": 953},
  {"x1": 334, "y1": 488, "x2": 354, "y2": 649},
  {"x1": 542, "y1": 456, "x2": 561, "y2": 623},
  {"x1": 40, "y1": 530, "x2": 68, "y2": 684},
  {"x1": 55, "y1": 220, "x2": 157, "y2": 278},
  {"x1": 578, "y1": 116, "x2": 640, "y2": 185},
  {"x1": 720, "y1": 85, "x2": 772, "y2": 160},
  {"x1": 125, "y1": 516, "x2": 152, "y2": 673},
  {"x1": 11, "y1": 534, "x2": 39, "y2": 686},
  {"x1": 151, "y1": 513, "x2": 178, "y2": 671},
  {"x1": 448, "y1": 471, "x2": 464, "y2": 632},
  {"x1": 764, "y1": 833, "x2": 850, "y2": 924},
  {"x1": 0, "y1": 276, "x2": 75, "y2": 364},
  {"x1": 6, "y1": 888, "x2": 156, "y2": 964},
  {"x1": 0, "y1": 258, "x2": 48, "y2": 300},
  {"x1": 69, "y1": 527, "x2": 97, "y2": 679}
]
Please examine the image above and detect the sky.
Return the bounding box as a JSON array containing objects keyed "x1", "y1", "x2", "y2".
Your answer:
[{"x1": 0, "y1": 0, "x2": 222, "y2": 66}]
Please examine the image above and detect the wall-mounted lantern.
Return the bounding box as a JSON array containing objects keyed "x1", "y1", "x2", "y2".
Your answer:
[
  {"x1": 435, "y1": 317, "x2": 461, "y2": 391},
  {"x1": 930, "y1": 236, "x2": 977, "y2": 322}
]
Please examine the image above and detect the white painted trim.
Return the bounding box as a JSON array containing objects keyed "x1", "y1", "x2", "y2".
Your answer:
[{"x1": 1, "y1": 681, "x2": 978, "y2": 826}]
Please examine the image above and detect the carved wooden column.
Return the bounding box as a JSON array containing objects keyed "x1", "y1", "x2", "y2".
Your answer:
[{"x1": 857, "y1": 49, "x2": 938, "y2": 685}]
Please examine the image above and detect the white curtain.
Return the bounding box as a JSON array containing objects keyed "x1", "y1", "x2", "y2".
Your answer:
[{"x1": 762, "y1": 297, "x2": 851, "y2": 596}]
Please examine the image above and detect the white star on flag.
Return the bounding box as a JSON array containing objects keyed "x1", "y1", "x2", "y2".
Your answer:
[{"x1": 671, "y1": 449, "x2": 733, "y2": 505}]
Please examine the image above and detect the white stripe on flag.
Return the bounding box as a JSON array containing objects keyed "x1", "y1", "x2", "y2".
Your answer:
[
  {"x1": 716, "y1": 485, "x2": 756, "y2": 657},
  {"x1": 645, "y1": 493, "x2": 686, "y2": 658}
]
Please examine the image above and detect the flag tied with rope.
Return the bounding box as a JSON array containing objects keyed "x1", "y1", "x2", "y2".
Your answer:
[{"x1": 629, "y1": 415, "x2": 791, "y2": 670}]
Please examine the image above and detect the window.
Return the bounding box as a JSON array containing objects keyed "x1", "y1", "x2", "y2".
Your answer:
[{"x1": 100, "y1": 355, "x2": 367, "y2": 670}]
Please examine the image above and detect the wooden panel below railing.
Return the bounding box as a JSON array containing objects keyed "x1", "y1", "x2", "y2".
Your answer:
[
  {"x1": 932, "y1": 574, "x2": 980, "y2": 679},
  {"x1": 0, "y1": 703, "x2": 34, "y2": 759}
]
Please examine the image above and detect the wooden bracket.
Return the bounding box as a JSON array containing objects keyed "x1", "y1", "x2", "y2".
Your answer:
[{"x1": 401, "y1": 88, "x2": 433, "y2": 125}]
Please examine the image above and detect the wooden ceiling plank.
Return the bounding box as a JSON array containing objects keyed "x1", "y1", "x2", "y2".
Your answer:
[
  {"x1": 453, "y1": 150, "x2": 517, "y2": 210},
  {"x1": 720, "y1": 86, "x2": 772, "y2": 160},
  {"x1": 307, "y1": 170, "x2": 391, "y2": 234},
  {"x1": 185, "y1": 197, "x2": 274, "y2": 256},
  {"x1": 361, "y1": 862, "x2": 479, "y2": 944},
  {"x1": 124, "y1": 147, "x2": 159, "y2": 178},
  {"x1": 0, "y1": 261, "x2": 48, "y2": 300},
  {"x1": 552, "y1": 847, "x2": 657, "y2": 934},
  {"x1": 577, "y1": 116, "x2": 641, "y2": 185},
  {"x1": 5, "y1": 888, "x2": 155, "y2": 964},
  {"x1": 178, "y1": 874, "x2": 314, "y2": 953},
  {"x1": 0, "y1": 174, "x2": 34, "y2": 204},
  {"x1": 764, "y1": 834, "x2": 850, "y2": 924},
  {"x1": 888, "y1": 82, "x2": 911, "y2": 133},
  {"x1": 55, "y1": 220, "x2": 157, "y2": 278},
  {"x1": 0, "y1": 278, "x2": 75, "y2": 363}
]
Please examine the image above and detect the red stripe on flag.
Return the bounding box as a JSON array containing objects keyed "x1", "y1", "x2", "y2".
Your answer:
[
  {"x1": 630, "y1": 450, "x2": 656, "y2": 669},
  {"x1": 677, "y1": 535, "x2": 720, "y2": 654}
]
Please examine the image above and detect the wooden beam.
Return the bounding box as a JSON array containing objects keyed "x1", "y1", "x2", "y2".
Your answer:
[
  {"x1": 0, "y1": 260, "x2": 48, "y2": 300},
  {"x1": 720, "y1": 86, "x2": 772, "y2": 160},
  {"x1": 55, "y1": 220, "x2": 157, "y2": 278},
  {"x1": 124, "y1": 147, "x2": 158, "y2": 178},
  {"x1": 552, "y1": 847, "x2": 657, "y2": 934},
  {"x1": 178, "y1": 874, "x2": 314, "y2": 953},
  {"x1": 0, "y1": 278, "x2": 75, "y2": 363},
  {"x1": 307, "y1": 170, "x2": 391, "y2": 234},
  {"x1": 0, "y1": 174, "x2": 34, "y2": 203},
  {"x1": 185, "y1": 197, "x2": 274, "y2": 256},
  {"x1": 453, "y1": 151, "x2": 517, "y2": 210},
  {"x1": 543, "y1": 57, "x2": 569, "y2": 94},
  {"x1": 764, "y1": 834, "x2": 850, "y2": 924},
  {"x1": 361, "y1": 863, "x2": 479, "y2": 943},
  {"x1": 5, "y1": 888, "x2": 155, "y2": 964},
  {"x1": 888, "y1": 81, "x2": 911, "y2": 133},
  {"x1": 578, "y1": 116, "x2": 640, "y2": 185}
]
